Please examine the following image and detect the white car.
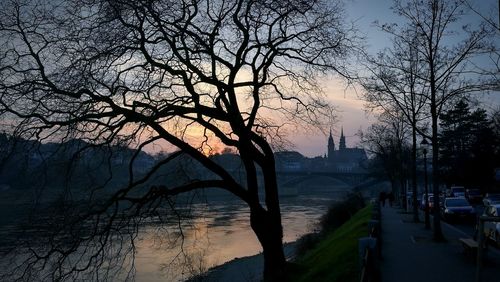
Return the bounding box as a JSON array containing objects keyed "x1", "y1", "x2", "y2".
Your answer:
[
  {"x1": 448, "y1": 186, "x2": 465, "y2": 198},
  {"x1": 483, "y1": 204, "x2": 500, "y2": 246}
]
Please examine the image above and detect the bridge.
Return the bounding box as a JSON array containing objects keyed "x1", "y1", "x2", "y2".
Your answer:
[
  {"x1": 276, "y1": 170, "x2": 369, "y2": 186},
  {"x1": 224, "y1": 167, "x2": 382, "y2": 197},
  {"x1": 273, "y1": 169, "x2": 374, "y2": 197}
]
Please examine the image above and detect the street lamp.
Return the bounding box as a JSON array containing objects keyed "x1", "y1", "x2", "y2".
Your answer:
[{"x1": 421, "y1": 138, "x2": 430, "y2": 229}]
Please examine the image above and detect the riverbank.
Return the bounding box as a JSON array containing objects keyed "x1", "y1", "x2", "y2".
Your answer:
[
  {"x1": 188, "y1": 242, "x2": 298, "y2": 282},
  {"x1": 192, "y1": 199, "x2": 372, "y2": 282}
]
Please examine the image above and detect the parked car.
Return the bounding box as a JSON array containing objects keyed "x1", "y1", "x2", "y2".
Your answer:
[
  {"x1": 448, "y1": 186, "x2": 465, "y2": 197},
  {"x1": 465, "y1": 188, "x2": 482, "y2": 204},
  {"x1": 420, "y1": 194, "x2": 434, "y2": 212},
  {"x1": 406, "y1": 191, "x2": 419, "y2": 209},
  {"x1": 483, "y1": 193, "x2": 500, "y2": 206},
  {"x1": 482, "y1": 204, "x2": 500, "y2": 246},
  {"x1": 441, "y1": 197, "x2": 475, "y2": 222}
]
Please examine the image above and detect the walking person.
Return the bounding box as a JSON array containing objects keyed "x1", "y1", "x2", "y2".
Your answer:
[
  {"x1": 379, "y1": 191, "x2": 386, "y2": 207},
  {"x1": 388, "y1": 192, "x2": 394, "y2": 207}
]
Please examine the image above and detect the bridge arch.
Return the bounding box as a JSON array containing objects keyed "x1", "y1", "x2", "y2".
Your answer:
[{"x1": 279, "y1": 174, "x2": 352, "y2": 195}]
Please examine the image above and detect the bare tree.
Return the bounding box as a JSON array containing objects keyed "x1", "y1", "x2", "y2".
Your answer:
[
  {"x1": 361, "y1": 27, "x2": 429, "y2": 223},
  {"x1": 461, "y1": 0, "x2": 500, "y2": 90},
  {"x1": 360, "y1": 110, "x2": 411, "y2": 204},
  {"x1": 0, "y1": 0, "x2": 356, "y2": 280},
  {"x1": 374, "y1": 0, "x2": 492, "y2": 241}
]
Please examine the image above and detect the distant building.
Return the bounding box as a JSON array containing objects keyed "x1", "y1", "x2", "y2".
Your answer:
[
  {"x1": 274, "y1": 127, "x2": 367, "y2": 173},
  {"x1": 326, "y1": 127, "x2": 367, "y2": 172}
]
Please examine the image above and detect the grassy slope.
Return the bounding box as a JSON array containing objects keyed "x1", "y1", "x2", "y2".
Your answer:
[{"x1": 293, "y1": 205, "x2": 372, "y2": 282}]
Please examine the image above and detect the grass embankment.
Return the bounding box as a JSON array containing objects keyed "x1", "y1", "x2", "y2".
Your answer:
[{"x1": 292, "y1": 204, "x2": 372, "y2": 282}]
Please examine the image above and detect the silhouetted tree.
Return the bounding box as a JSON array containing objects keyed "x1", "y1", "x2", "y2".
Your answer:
[
  {"x1": 360, "y1": 111, "x2": 411, "y2": 205},
  {"x1": 461, "y1": 0, "x2": 500, "y2": 89},
  {"x1": 381, "y1": 0, "x2": 493, "y2": 241},
  {"x1": 439, "y1": 100, "x2": 498, "y2": 189},
  {"x1": 0, "y1": 0, "x2": 356, "y2": 280},
  {"x1": 361, "y1": 26, "x2": 429, "y2": 222}
]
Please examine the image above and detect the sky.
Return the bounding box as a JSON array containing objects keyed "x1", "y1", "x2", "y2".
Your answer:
[
  {"x1": 281, "y1": 0, "x2": 397, "y2": 157},
  {"x1": 291, "y1": 0, "x2": 500, "y2": 157},
  {"x1": 137, "y1": 0, "x2": 499, "y2": 157},
  {"x1": 291, "y1": 0, "x2": 403, "y2": 157}
]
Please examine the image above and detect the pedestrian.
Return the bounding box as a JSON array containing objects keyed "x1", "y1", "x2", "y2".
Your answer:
[
  {"x1": 379, "y1": 191, "x2": 386, "y2": 207},
  {"x1": 388, "y1": 192, "x2": 394, "y2": 207}
]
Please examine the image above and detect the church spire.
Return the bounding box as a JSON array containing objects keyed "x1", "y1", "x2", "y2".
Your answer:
[
  {"x1": 339, "y1": 126, "x2": 346, "y2": 151},
  {"x1": 327, "y1": 128, "x2": 335, "y2": 159}
]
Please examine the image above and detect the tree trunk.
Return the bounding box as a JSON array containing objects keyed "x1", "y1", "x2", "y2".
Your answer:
[
  {"x1": 399, "y1": 169, "x2": 407, "y2": 211},
  {"x1": 412, "y1": 124, "x2": 419, "y2": 222},
  {"x1": 250, "y1": 205, "x2": 287, "y2": 281},
  {"x1": 431, "y1": 112, "x2": 445, "y2": 241},
  {"x1": 430, "y1": 65, "x2": 445, "y2": 241},
  {"x1": 427, "y1": 31, "x2": 445, "y2": 240}
]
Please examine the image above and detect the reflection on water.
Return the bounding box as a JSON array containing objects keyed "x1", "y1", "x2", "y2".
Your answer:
[
  {"x1": 132, "y1": 193, "x2": 338, "y2": 281},
  {"x1": 0, "y1": 192, "x2": 341, "y2": 281}
]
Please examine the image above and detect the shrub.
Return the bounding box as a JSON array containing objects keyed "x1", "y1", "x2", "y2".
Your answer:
[
  {"x1": 319, "y1": 193, "x2": 365, "y2": 233},
  {"x1": 294, "y1": 193, "x2": 366, "y2": 256},
  {"x1": 294, "y1": 233, "x2": 321, "y2": 257}
]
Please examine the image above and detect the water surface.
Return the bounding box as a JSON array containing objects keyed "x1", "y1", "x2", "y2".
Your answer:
[{"x1": 131, "y1": 193, "x2": 339, "y2": 281}]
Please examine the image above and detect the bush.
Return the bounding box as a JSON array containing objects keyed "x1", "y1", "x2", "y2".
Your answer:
[
  {"x1": 295, "y1": 233, "x2": 321, "y2": 257},
  {"x1": 293, "y1": 205, "x2": 373, "y2": 282},
  {"x1": 294, "y1": 193, "x2": 366, "y2": 256},
  {"x1": 319, "y1": 193, "x2": 365, "y2": 233}
]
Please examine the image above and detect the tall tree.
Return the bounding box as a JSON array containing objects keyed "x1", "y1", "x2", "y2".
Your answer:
[
  {"x1": 361, "y1": 27, "x2": 429, "y2": 222},
  {"x1": 384, "y1": 0, "x2": 492, "y2": 241},
  {"x1": 462, "y1": 0, "x2": 500, "y2": 89},
  {"x1": 0, "y1": 0, "x2": 356, "y2": 280},
  {"x1": 439, "y1": 100, "x2": 497, "y2": 189},
  {"x1": 360, "y1": 110, "x2": 411, "y2": 205}
]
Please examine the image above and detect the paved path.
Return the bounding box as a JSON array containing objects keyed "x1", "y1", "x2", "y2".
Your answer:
[{"x1": 380, "y1": 206, "x2": 500, "y2": 282}]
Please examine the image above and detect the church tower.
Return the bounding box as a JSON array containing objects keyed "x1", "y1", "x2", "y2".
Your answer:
[
  {"x1": 327, "y1": 129, "x2": 335, "y2": 159},
  {"x1": 339, "y1": 126, "x2": 346, "y2": 151}
]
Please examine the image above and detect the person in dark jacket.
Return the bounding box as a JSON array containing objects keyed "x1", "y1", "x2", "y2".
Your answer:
[
  {"x1": 388, "y1": 192, "x2": 394, "y2": 207},
  {"x1": 379, "y1": 191, "x2": 386, "y2": 207}
]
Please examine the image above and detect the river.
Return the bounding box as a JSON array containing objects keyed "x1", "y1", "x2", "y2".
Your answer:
[
  {"x1": 129, "y1": 192, "x2": 341, "y2": 281},
  {"x1": 0, "y1": 190, "x2": 343, "y2": 281}
]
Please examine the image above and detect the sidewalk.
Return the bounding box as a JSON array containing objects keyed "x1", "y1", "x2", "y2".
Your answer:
[{"x1": 380, "y1": 206, "x2": 500, "y2": 282}]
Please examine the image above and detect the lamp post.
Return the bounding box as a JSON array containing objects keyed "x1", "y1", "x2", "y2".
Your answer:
[{"x1": 421, "y1": 138, "x2": 430, "y2": 229}]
